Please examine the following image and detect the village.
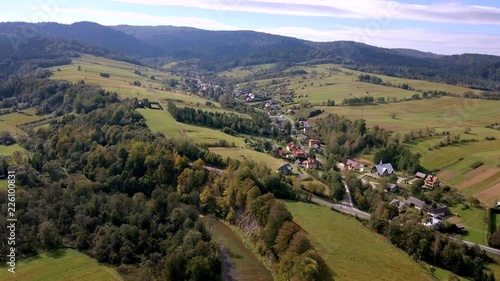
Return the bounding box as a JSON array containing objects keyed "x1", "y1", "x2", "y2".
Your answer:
[{"x1": 186, "y1": 74, "x2": 473, "y2": 236}]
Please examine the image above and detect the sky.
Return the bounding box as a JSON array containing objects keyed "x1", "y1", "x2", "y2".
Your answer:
[{"x1": 1, "y1": 0, "x2": 500, "y2": 55}]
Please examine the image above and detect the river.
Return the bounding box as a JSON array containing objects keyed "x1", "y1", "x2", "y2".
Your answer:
[{"x1": 200, "y1": 216, "x2": 274, "y2": 281}]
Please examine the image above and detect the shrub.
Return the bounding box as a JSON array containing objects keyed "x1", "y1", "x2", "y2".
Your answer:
[{"x1": 470, "y1": 161, "x2": 484, "y2": 169}]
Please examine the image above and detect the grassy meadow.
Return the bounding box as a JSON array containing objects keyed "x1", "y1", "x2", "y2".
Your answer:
[
  {"x1": 0, "y1": 249, "x2": 123, "y2": 281},
  {"x1": 240, "y1": 63, "x2": 481, "y2": 105},
  {"x1": 49, "y1": 55, "x2": 203, "y2": 105},
  {"x1": 0, "y1": 144, "x2": 26, "y2": 156},
  {"x1": 209, "y1": 147, "x2": 283, "y2": 170},
  {"x1": 0, "y1": 109, "x2": 50, "y2": 136},
  {"x1": 448, "y1": 206, "x2": 488, "y2": 245},
  {"x1": 314, "y1": 97, "x2": 499, "y2": 132},
  {"x1": 217, "y1": 63, "x2": 276, "y2": 79},
  {"x1": 285, "y1": 201, "x2": 432, "y2": 281}
]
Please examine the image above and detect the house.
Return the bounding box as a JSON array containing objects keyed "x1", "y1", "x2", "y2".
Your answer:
[
  {"x1": 277, "y1": 163, "x2": 293, "y2": 175},
  {"x1": 406, "y1": 196, "x2": 428, "y2": 210},
  {"x1": 278, "y1": 149, "x2": 288, "y2": 157},
  {"x1": 308, "y1": 139, "x2": 321, "y2": 147},
  {"x1": 297, "y1": 134, "x2": 308, "y2": 142},
  {"x1": 424, "y1": 175, "x2": 440, "y2": 188},
  {"x1": 287, "y1": 142, "x2": 299, "y2": 152},
  {"x1": 428, "y1": 206, "x2": 451, "y2": 218},
  {"x1": 424, "y1": 217, "x2": 443, "y2": 230},
  {"x1": 346, "y1": 159, "x2": 360, "y2": 170},
  {"x1": 389, "y1": 199, "x2": 407, "y2": 211},
  {"x1": 386, "y1": 183, "x2": 399, "y2": 193},
  {"x1": 299, "y1": 121, "x2": 311, "y2": 127},
  {"x1": 292, "y1": 150, "x2": 308, "y2": 160},
  {"x1": 371, "y1": 160, "x2": 395, "y2": 176},
  {"x1": 304, "y1": 158, "x2": 319, "y2": 169},
  {"x1": 415, "y1": 172, "x2": 427, "y2": 179}
]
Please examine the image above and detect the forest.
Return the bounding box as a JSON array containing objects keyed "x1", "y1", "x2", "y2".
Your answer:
[
  {"x1": 167, "y1": 101, "x2": 273, "y2": 137},
  {"x1": 0, "y1": 72, "x2": 322, "y2": 280}
]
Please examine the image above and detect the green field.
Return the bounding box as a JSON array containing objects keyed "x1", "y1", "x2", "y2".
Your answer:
[
  {"x1": 285, "y1": 201, "x2": 432, "y2": 281},
  {"x1": 0, "y1": 249, "x2": 123, "y2": 281},
  {"x1": 49, "y1": 55, "x2": 210, "y2": 106},
  {"x1": 138, "y1": 108, "x2": 247, "y2": 147},
  {"x1": 297, "y1": 64, "x2": 482, "y2": 96},
  {"x1": 209, "y1": 147, "x2": 283, "y2": 170},
  {"x1": 0, "y1": 109, "x2": 50, "y2": 136},
  {"x1": 315, "y1": 97, "x2": 499, "y2": 132},
  {"x1": 448, "y1": 206, "x2": 487, "y2": 245},
  {"x1": 218, "y1": 63, "x2": 276, "y2": 79},
  {"x1": 240, "y1": 63, "x2": 481, "y2": 105},
  {"x1": 0, "y1": 144, "x2": 26, "y2": 156},
  {"x1": 136, "y1": 108, "x2": 180, "y2": 138}
]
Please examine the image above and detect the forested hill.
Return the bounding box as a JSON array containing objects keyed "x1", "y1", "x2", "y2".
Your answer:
[{"x1": 1, "y1": 22, "x2": 499, "y2": 90}]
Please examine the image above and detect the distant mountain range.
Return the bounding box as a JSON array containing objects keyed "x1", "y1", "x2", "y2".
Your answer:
[{"x1": 0, "y1": 21, "x2": 498, "y2": 90}]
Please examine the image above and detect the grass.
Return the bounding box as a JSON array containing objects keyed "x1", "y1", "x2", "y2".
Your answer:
[
  {"x1": 209, "y1": 148, "x2": 283, "y2": 170},
  {"x1": 49, "y1": 55, "x2": 208, "y2": 106},
  {"x1": 295, "y1": 64, "x2": 482, "y2": 95},
  {"x1": 218, "y1": 63, "x2": 276, "y2": 79},
  {"x1": 0, "y1": 249, "x2": 123, "y2": 281},
  {"x1": 448, "y1": 205, "x2": 487, "y2": 245},
  {"x1": 0, "y1": 110, "x2": 51, "y2": 136},
  {"x1": 241, "y1": 63, "x2": 481, "y2": 105},
  {"x1": 423, "y1": 264, "x2": 467, "y2": 281},
  {"x1": 315, "y1": 97, "x2": 500, "y2": 132},
  {"x1": 137, "y1": 107, "x2": 247, "y2": 147},
  {"x1": 0, "y1": 144, "x2": 26, "y2": 156},
  {"x1": 180, "y1": 124, "x2": 246, "y2": 147},
  {"x1": 312, "y1": 97, "x2": 500, "y2": 197},
  {"x1": 285, "y1": 201, "x2": 432, "y2": 281},
  {"x1": 136, "y1": 108, "x2": 180, "y2": 138}
]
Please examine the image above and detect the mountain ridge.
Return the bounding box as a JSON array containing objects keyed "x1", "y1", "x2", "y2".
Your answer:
[{"x1": 0, "y1": 21, "x2": 498, "y2": 90}]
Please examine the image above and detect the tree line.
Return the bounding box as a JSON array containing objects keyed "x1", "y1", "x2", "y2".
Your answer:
[{"x1": 167, "y1": 102, "x2": 272, "y2": 136}]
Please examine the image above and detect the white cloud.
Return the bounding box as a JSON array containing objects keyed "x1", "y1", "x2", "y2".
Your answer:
[
  {"x1": 257, "y1": 26, "x2": 500, "y2": 55},
  {"x1": 45, "y1": 7, "x2": 236, "y2": 30},
  {"x1": 34, "y1": 7, "x2": 500, "y2": 55},
  {"x1": 109, "y1": 0, "x2": 500, "y2": 25}
]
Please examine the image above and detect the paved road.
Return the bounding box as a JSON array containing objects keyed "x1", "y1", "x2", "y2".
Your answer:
[
  {"x1": 310, "y1": 194, "x2": 372, "y2": 219},
  {"x1": 450, "y1": 237, "x2": 500, "y2": 256}
]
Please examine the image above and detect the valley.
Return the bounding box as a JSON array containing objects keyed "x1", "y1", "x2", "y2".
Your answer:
[{"x1": 0, "y1": 19, "x2": 499, "y2": 281}]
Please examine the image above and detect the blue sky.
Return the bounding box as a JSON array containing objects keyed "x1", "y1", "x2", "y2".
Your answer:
[{"x1": 1, "y1": 0, "x2": 500, "y2": 55}]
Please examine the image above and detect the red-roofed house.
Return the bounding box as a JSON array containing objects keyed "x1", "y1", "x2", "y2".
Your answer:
[
  {"x1": 278, "y1": 149, "x2": 288, "y2": 157},
  {"x1": 287, "y1": 142, "x2": 299, "y2": 152},
  {"x1": 304, "y1": 158, "x2": 319, "y2": 169},
  {"x1": 292, "y1": 150, "x2": 308, "y2": 160},
  {"x1": 424, "y1": 175, "x2": 440, "y2": 188}
]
